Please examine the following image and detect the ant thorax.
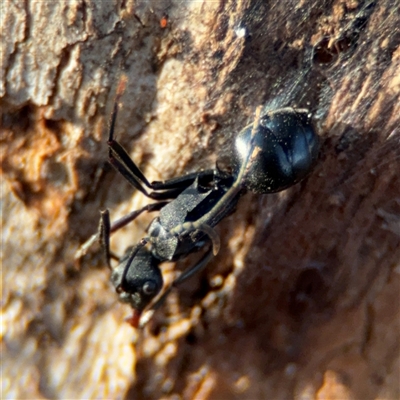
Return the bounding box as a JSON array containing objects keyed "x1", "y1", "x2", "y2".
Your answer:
[
  {"x1": 147, "y1": 217, "x2": 180, "y2": 260},
  {"x1": 147, "y1": 180, "x2": 216, "y2": 261}
]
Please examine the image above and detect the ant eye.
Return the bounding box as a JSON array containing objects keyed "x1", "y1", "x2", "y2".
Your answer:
[{"x1": 142, "y1": 281, "x2": 157, "y2": 295}]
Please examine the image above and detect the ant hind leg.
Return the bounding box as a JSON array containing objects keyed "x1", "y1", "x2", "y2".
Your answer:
[{"x1": 143, "y1": 246, "x2": 214, "y2": 323}]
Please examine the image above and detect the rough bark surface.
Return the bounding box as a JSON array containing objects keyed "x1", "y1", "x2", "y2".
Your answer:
[{"x1": 1, "y1": 1, "x2": 399, "y2": 399}]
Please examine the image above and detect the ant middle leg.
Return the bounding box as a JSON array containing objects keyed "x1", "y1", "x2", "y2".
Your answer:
[{"x1": 75, "y1": 201, "x2": 167, "y2": 261}]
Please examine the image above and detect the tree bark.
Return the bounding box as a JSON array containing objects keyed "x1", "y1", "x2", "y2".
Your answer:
[{"x1": 1, "y1": 0, "x2": 399, "y2": 399}]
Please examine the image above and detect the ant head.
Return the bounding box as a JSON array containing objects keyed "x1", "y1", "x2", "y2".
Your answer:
[
  {"x1": 231, "y1": 108, "x2": 320, "y2": 193},
  {"x1": 110, "y1": 247, "x2": 163, "y2": 313}
]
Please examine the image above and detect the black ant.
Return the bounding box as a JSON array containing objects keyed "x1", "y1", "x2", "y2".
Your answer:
[{"x1": 76, "y1": 78, "x2": 320, "y2": 327}]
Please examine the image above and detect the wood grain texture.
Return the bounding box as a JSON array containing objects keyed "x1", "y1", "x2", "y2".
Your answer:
[{"x1": 1, "y1": 0, "x2": 399, "y2": 399}]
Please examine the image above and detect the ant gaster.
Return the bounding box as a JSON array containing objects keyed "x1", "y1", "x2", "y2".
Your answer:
[{"x1": 77, "y1": 78, "x2": 320, "y2": 327}]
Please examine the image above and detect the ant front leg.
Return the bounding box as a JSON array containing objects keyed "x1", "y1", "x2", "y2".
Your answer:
[
  {"x1": 99, "y1": 209, "x2": 113, "y2": 269},
  {"x1": 98, "y1": 201, "x2": 169, "y2": 268}
]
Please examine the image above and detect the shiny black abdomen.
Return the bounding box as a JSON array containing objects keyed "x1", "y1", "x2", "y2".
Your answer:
[{"x1": 231, "y1": 108, "x2": 319, "y2": 193}]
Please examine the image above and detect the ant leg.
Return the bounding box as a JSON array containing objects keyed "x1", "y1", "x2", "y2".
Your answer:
[
  {"x1": 108, "y1": 142, "x2": 216, "y2": 200},
  {"x1": 150, "y1": 169, "x2": 215, "y2": 190},
  {"x1": 173, "y1": 246, "x2": 214, "y2": 285},
  {"x1": 107, "y1": 150, "x2": 147, "y2": 196},
  {"x1": 147, "y1": 246, "x2": 214, "y2": 314},
  {"x1": 99, "y1": 209, "x2": 112, "y2": 269},
  {"x1": 74, "y1": 201, "x2": 168, "y2": 260},
  {"x1": 106, "y1": 77, "x2": 155, "y2": 196},
  {"x1": 196, "y1": 224, "x2": 221, "y2": 255},
  {"x1": 108, "y1": 78, "x2": 217, "y2": 199},
  {"x1": 109, "y1": 201, "x2": 168, "y2": 234},
  {"x1": 98, "y1": 209, "x2": 131, "y2": 268},
  {"x1": 170, "y1": 222, "x2": 221, "y2": 255}
]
